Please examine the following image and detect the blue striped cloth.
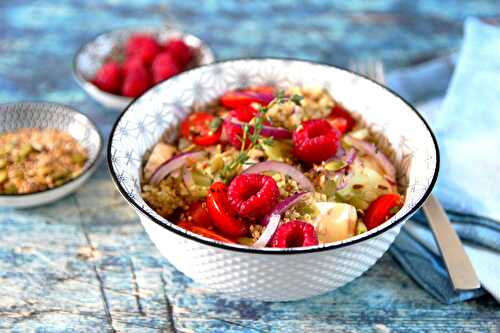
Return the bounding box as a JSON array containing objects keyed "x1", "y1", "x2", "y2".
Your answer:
[{"x1": 386, "y1": 18, "x2": 500, "y2": 304}]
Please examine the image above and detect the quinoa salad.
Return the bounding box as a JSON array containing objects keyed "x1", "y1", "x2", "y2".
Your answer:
[
  {"x1": 141, "y1": 86, "x2": 403, "y2": 248},
  {"x1": 0, "y1": 128, "x2": 88, "y2": 194}
]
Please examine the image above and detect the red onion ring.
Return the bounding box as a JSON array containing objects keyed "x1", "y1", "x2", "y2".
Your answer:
[
  {"x1": 253, "y1": 213, "x2": 281, "y2": 248},
  {"x1": 242, "y1": 91, "x2": 275, "y2": 105},
  {"x1": 242, "y1": 161, "x2": 314, "y2": 192},
  {"x1": 150, "y1": 151, "x2": 206, "y2": 186},
  {"x1": 327, "y1": 148, "x2": 357, "y2": 168},
  {"x1": 182, "y1": 166, "x2": 194, "y2": 190},
  {"x1": 343, "y1": 148, "x2": 357, "y2": 165},
  {"x1": 260, "y1": 192, "x2": 310, "y2": 226},
  {"x1": 345, "y1": 135, "x2": 396, "y2": 183},
  {"x1": 226, "y1": 117, "x2": 292, "y2": 139}
]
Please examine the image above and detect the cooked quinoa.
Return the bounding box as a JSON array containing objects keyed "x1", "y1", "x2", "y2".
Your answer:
[
  {"x1": 0, "y1": 128, "x2": 88, "y2": 194},
  {"x1": 141, "y1": 85, "x2": 402, "y2": 247}
]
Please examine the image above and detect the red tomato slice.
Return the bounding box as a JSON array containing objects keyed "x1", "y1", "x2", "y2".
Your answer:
[
  {"x1": 363, "y1": 194, "x2": 402, "y2": 230},
  {"x1": 189, "y1": 226, "x2": 237, "y2": 244},
  {"x1": 220, "y1": 88, "x2": 274, "y2": 109},
  {"x1": 251, "y1": 86, "x2": 275, "y2": 95},
  {"x1": 180, "y1": 112, "x2": 222, "y2": 146},
  {"x1": 329, "y1": 105, "x2": 356, "y2": 132},
  {"x1": 185, "y1": 201, "x2": 212, "y2": 228},
  {"x1": 176, "y1": 221, "x2": 236, "y2": 243},
  {"x1": 206, "y1": 182, "x2": 248, "y2": 237},
  {"x1": 177, "y1": 220, "x2": 194, "y2": 230},
  {"x1": 232, "y1": 105, "x2": 258, "y2": 122}
]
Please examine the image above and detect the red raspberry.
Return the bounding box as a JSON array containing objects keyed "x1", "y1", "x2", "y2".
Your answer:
[
  {"x1": 93, "y1": 61, "x2": 123, "y2": 94},
  {"x1": 292, "y1": 119, "x2": 340, "y2": 164},
  {"x1": 165, "y1": 38, "x2": 192, "y2": 68},
  {"x1": 271, "y1": 221, "x2": 319, "y2": 248},
  {"x1": 152, "y1": 52, "x2": 180, "y2": 84},
  {"x1": 123, "y1": 56, "x2": 145, "y2": 75},
  {"x1": 227, "y1": 174, "x2": 279, "y2": 220},
  {"x1": 126, "y1": 34, "x2": 161, "y2": 65},
  {"x1": 121, "y1": 65, "x2": 152, "y2": 97}
]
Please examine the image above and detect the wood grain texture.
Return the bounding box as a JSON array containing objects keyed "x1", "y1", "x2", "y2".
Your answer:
[{"x1": 1, "y1": 1, "x2": 499, "y2": 332}]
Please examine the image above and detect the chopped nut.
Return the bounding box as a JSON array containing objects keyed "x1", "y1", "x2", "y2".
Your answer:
[{"x1": 0, "y1": 128, "x2": 88, "y2": 194}]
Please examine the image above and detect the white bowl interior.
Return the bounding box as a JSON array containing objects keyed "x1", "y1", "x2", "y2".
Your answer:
[{"x1": 109, "y1": 59, "x2": 438, "y2": 251}]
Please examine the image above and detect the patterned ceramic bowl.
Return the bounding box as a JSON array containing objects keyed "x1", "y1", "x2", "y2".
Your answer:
[
  {"x1": 108, "y1": 59, "x2": 439, "y2": 301},
  {"x1": 0, "y1": 102, "x2": 102, "y2": 208},
  {"x1": 73, "y1": 26, "x2": 215, "y2": 111}
]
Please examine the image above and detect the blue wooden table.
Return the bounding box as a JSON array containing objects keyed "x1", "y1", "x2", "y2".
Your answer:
[{"x1": 1, "y1": 1, "x2": 499, "y2": 332}]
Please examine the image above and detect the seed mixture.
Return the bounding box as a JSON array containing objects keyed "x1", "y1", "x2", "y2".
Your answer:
[{"x1": 0, "y1": 128, "x2": 88, "y2": 194}]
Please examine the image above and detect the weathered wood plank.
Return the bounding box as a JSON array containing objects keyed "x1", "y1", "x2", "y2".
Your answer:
[{"x1": 1, "y1": 1, "x2": 500, "y2": 332}]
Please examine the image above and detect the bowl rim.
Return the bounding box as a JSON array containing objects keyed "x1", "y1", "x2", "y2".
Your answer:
[
  {"x1": 0, "y1": 101, "x2": 103, "y2": 198},
  {"x1": 72, "y1": 25, "x2": 216, "y2": 102},
  {"x1": 107, "y1": 57, "x2": 440, "y2": 255}
]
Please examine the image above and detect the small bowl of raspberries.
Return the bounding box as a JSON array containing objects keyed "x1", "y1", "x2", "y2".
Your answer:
[{"x1": 73, "y1": 26, "x2": 215, "y2": 111}]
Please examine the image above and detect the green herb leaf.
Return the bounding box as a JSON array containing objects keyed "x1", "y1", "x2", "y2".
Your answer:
[
  {"x1": 209, "y1": 117, "x2": 222, "y2": 131},
  {"x1": 389, "y1": 206, "x2": 400, "y2": 215},
  {"x1": 262, "y1": 137, "x2": 274, "y2": 146},
  {"x1": 356, "y1": 221, "x2": 368, "y2": 235},
  {"x1": 290, "y1": 94, "x2": 304, "y2": 105},
  {"x1": 276, "y1": 90, "x2": 285, "y2": 102}
]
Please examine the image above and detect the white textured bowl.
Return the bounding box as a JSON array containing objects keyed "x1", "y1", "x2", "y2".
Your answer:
[
  {"x1": 0, "y1": 102, "x2": 102, "y2": 208},
  {"x1": 73, "y1": 26, "x2": 216, "y2": 111},
  {"x1": 108, "y1": 59, "x2": 439, "y2": 301}
]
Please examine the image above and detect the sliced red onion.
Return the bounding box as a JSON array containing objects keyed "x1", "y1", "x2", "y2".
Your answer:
[
  {"x1": 343, "y1": 148, "x2": 357, "y2": 165},
  {"x1": 261, "y1": 192, "x2": 310, "y2": 226},
  {"x1": 242, "y1": 161, "x2": 314, "y2": 192},
  {"x1": 259, "y1": 125, "x2": 292, "y2": 139},
  {"x1": 226, "y1": 117, "x2": 292, "y2": 139},
  {"x1": 243, "y1": 91, "x2": 275, "y2": 105},
  {"x1": 345, "y1": 135, "x2": 396, "y2": 183},
  {"x1": 182, "y1": 166, "x2": 194, "y2": 190},
  {"x1": 327, "y1": 148, "x2": 356, "y2": 168},
  {"x1": 334, "y1": 146, "x2": 345, "y2": 160},
  {"x1": 150, "y1": 151, "x2": 206, "y2": 186},
  {"x1": 253, "y1": 213, "x2": 281, "y2": 248}
]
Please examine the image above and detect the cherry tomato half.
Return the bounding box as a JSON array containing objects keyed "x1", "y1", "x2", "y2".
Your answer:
[
  {"x1": 176, "y1": 221, "x2": 236, "y2": 244},
  {"x1": 220, "y1": 87, "x2": 274, "y2": 109},
  {"x1": 189, "y1": 226, "x2": 237, "y2": 244},
  {"x1": 251, "y1": 86, "x2": 275, "y2": 95},
  {"x1": 177, "y1": 220, "x2": 194, "y2": 230},
  {"x1": 185, "y1": 201, "x2": 212, "y2": 228},
  {"x1": 180, "y1": 112, "x2": 222, "y2": 146},
  {"x1": 329, "y1": 104, "x2": 356, "y2": 133},
  {"x1": 232, "y1": 105, "x2": 258, "y2": 122},
  {"x1": 363, "y1": 194, "x2": 402, "y2": 230},
  {"x1": 206, "y1": 182, "x2": 248, "y2": 237}
]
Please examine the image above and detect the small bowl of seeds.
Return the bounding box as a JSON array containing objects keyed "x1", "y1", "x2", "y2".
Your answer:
[{"x1": 0, "y1": 102, "x2": 102, "y2": 208}]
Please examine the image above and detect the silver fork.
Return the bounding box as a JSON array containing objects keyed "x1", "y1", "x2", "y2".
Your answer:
[{"x1": 351, "y1": 59, "x2": 481, "y2": 291}]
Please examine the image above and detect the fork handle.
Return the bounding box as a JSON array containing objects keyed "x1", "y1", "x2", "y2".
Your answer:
[{"x1": 422, "y1": 195, "x2": 481, "y2": 290}]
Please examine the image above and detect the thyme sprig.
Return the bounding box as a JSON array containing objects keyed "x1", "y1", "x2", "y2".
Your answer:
[{"x1": 221, "y1": 91, "x2": 303, "y2": 177}]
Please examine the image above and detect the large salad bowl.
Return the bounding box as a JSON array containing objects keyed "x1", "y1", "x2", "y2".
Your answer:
[{"x1": 108, "y1": 58, "x2": 439, "y2": 301}]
